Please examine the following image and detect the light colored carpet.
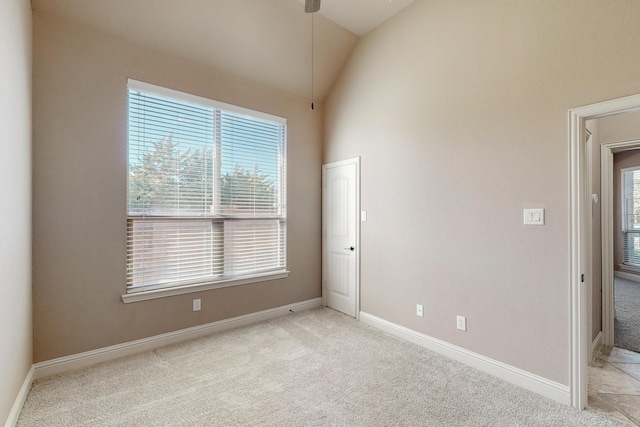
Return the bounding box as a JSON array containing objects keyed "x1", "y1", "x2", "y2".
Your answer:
[
  {"x1": 615, "y1": 278, "x2": 640, "y2": 353},
  {"x1": 18, "y1": 308, "x2": 625, "y2": 426}
]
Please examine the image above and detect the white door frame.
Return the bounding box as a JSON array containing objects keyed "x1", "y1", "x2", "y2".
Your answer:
[
  {"x1": 569, "y1": 94, "x2": 640, "y2": 409},
  {"x1": 322, "y1": 157, "x2": 361, "y2": 318},
  {"x1": 600, "y1": 138, "x2": 640, "y2": 348}
]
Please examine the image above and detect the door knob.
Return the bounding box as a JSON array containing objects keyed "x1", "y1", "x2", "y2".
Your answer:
[{"x1": 345, "y1": 246, "x2": 355, "y2": 251}]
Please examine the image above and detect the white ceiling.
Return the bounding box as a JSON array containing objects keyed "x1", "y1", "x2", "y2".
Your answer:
[{"x1": 31, "y1": 0, "x2": 415, "y2": 102}]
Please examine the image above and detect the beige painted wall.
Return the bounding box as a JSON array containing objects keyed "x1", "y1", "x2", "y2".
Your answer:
[
  {"x1": 599, "y1": 111, "x2": 640, "y2": 145},
  {"x1": 0, "y1": 0, "x2": 32, "y2": 422},
  {"x1": 324, "y1": 0, "x2": 640, "y2": 385},
  {"x1": 32, "y1": 15, "x2": 322, "y2": 362}
]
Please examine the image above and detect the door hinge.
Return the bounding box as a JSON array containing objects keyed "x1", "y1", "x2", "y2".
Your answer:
[{"x1": 581, "y1": 274, "x2": 585, "y2": 283}]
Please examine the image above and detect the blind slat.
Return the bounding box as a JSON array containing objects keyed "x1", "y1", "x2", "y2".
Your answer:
[{"x1": 127, "y1": 81, "x2": 286, "y2": 290}]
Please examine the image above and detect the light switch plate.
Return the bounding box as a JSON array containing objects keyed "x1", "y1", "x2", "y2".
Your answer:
[
  {"x1": 523, "y1": 208, "x2": 545, "y2": 225},
  {"x1": 361, "y1": 211, "x2": 367, "y2": 222},
  {"x1": 456, "y1": 315, "x2": 467, "y2": 331}
]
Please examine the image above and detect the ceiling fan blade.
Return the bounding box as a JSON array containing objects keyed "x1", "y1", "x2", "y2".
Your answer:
[{"x1": 305, "y1": 0, "x2": 321, "y2": 13}]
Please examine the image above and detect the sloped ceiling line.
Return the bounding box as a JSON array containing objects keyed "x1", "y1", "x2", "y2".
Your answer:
[{"x1": 31, "y1": 0, "x2": 414, "y2": 101}]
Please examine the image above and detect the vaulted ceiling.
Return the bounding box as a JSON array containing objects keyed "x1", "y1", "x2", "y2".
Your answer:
[{"x1": 31, "y1": 0, "x2": 414, "y2": 102}]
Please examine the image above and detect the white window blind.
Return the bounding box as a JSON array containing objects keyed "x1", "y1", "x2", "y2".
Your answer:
[
  {"x1": 622, "y1": 167, "x2": 640, "y2": 267},
  {"x1": 127, "y1": 80, "x2": 286, "y2": 293}
]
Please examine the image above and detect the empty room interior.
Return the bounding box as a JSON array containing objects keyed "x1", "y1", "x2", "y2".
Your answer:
[{"x1": 3, "y1": 0, "x2": 640, "y2": 425}]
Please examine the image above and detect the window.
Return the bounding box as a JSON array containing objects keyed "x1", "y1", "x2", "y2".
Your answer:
[
  {"x1": 622, "y1": 166, "x2": 640, "y2": 268},
  {"x1": 126, "y1": 80, "x2": 287, "y2": 300}
]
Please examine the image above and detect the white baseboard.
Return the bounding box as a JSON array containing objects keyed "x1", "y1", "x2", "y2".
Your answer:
[
  {"x1": 615, "y1": 270, "x2": 640, "y2": 283},
  {"x1": 591, "y1": 331, "x2": 603, "y2": 363},
  {"x1": 33, "y1": 298, "x2": 322, "y2": 380},
  {"x1": 359, "y1": 311, "x2": 570, "y2": 405},
  {"x1": 4, "y1": 365, "x2": 34, "y2": 427}
]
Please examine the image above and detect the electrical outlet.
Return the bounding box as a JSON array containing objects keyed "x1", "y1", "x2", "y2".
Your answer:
[
  {"x1": 416, "y1": 304, "x2": 424, "y2": 317},
  {"x1": 193, "y1": 299, "x2": 201, "y2": 312},
  {"x1": 456, "y1": 315, "x2": 467, "y2": 331}
]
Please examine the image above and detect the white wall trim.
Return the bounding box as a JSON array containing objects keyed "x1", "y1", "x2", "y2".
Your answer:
[
  {"x1": 585, "y1": 128, "x2": 595, "y2": 376},
  {"x1": 615, "y1": 270, "x2": 640, "y2": 283},
  {"x1": 4, "y1": 366, "x2": 34, "y2": 427},
  {"x1": 591, "y1": 331, "x2": 603, "y2": 363},
  {"x1": 601, "y1": 143, "x2": 615, "y2": 348},
  {"x1": 359, "y1": 311, "x2": 570, "y2": 405},
  {"x1": 33, "y1": 298, "x2": 322, "y2": 379},
  {"x1": 121, "y1": 271, "x2": 290, "y2": 303},
  {"x1": 569, "y1": 106, "x2": 589, "y2": 409}
]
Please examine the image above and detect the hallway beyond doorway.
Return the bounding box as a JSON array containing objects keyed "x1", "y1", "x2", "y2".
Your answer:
[
  {"x1": 615, "y1": 277, "x2": 640, "y2": 353},
  {"x1": 589, "y1": 347, "x2": 640, "y2": 425}
]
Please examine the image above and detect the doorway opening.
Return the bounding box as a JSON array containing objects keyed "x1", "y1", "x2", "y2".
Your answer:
[
  {"x1": 600, "y1": 137, "x2": 640, "y2": 353},
  {"x1": 587, "y1": 131, "x2": 640, "y2": 422},
  {"x1": 322, "y1": 157, "x2": 361, "y2": 318},
  {"x1": 570, "y1": 94, "x2": 640, "y2": 410}
]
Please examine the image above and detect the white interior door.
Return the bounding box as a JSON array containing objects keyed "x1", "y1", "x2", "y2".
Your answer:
[{"x1": 322, "y1": 158, "x2": 359, "y2": 318}]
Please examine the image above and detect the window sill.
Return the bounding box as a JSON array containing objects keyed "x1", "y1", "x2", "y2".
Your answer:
[
  {"x1": 618, "y1": 263, "x2": 640, "y2": 273},
  {"x1": 121, "y1": 271, "x2": 290, "y2": 303}
]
